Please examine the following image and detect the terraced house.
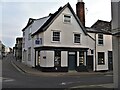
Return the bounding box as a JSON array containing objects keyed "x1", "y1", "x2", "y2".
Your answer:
[{"x1": 22, "y1": 1, "x2": 112, "y2": 72}]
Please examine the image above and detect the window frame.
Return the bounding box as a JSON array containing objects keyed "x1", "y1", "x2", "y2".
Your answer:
[
  {"x1": 63, "y1": 14, "x2": 72, "y2": 24},
  {"x1": 54, "y1": 50, "x2": 61, "y2": 67},
  {"x1": 98, "y1": 34, "x2": 104, "y2": 45},
  {"x1": 79, "y1": 51, "x2": 85, "y2": 66},
  {"x1": 74, "y1": 33, "x2": 81, "y2": 44},
  {"x1": 98, "y1": 52, "x2": 105, "y2": 65},
  {"x1": 52, "y1": 30, "x2": 61, "y2": 42}
]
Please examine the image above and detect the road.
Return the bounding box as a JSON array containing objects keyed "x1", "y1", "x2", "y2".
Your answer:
[{"x1": 2, "y1": 54, "x2": 113, "y2": 88}]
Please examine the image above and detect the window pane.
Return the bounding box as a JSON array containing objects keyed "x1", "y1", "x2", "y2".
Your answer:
[
  {"x1": 98, "y1": 34, "x2": 103, "y2": 45},
  {"x1": 79, "y1": 51, "x2": 84, "y2": 65},
  {"x1": 53, "y1": 31, "x2": 60, "y2": 41},
  {"x1": 54, "y1": 51, "x2": 61, "y2": 67},
  {"x1": 74, "y1": 34, "x2": 80, "y2": 43},
  {"x1": 98, "y1": 52, "x2": 105, "y2": 65},
  {"x1": 64, "y1": 15, "x2": 71, "y2": 23}
]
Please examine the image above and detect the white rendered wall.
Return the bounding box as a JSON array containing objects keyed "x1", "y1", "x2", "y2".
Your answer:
[{"x1": 43, "y1": 7, "x2": 88, "y2": 48}]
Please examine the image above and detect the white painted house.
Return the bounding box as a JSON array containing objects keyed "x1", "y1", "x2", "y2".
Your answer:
[
  {"x1": 22, "y1": 2, "x2": 92, "y2": 72},
  {"x1": 22, "y1": 1, "x2": 113, "y2": 72}
]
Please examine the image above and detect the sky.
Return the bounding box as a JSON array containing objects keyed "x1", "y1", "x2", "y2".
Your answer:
[{"x1": 0, "y1": 0, "x2": 111, "y2": 48}]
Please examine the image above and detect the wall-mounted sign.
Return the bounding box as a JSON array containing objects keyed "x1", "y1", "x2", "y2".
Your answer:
[{"x1": 35, "y1": 38, "x2": 42, "y2": 45}]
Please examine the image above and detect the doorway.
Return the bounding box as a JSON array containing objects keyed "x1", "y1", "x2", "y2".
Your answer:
[
  {"x1": 87, "y1": 55, "x2": 93, "y2": 71},
  {"x1": 68, "y1": 52, "x2": 76, "y2": 70}
]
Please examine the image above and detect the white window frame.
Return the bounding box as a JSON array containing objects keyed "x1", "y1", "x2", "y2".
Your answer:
[
  {"x1": 51, "y1": 30, "x2": 61, "y2": 42},
  {"x1": 63, "y1": 14, "x2": 72, "y2": 24},
  {"x1": 98, "y1": 52, "x2": 105, "y2": 65},
  {"x1": 98, "y1": 34, "x2": 104, "y2": 45},
  {"x1": 73, "y1": 33, "x2": 81, "y2": 44}
]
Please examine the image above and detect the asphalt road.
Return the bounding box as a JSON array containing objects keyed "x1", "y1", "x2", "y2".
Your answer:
[{"x1": 2, "y1": 54, "x2": 113, "y2": 89}]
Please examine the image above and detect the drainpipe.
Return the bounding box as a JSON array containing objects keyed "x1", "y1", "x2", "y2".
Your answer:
[{"x1": 95, "y1": 33, "x2": 97, "y2": 71}]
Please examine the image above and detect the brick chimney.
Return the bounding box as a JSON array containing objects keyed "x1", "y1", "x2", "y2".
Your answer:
[{"x1": 76, "y1": 0, "x2": 85, "y2": 27}]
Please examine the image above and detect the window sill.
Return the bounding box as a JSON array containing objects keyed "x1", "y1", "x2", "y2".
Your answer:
[
  {"x1": 97, "y1": 44, "x2": 104, "y2": 46},
  {"x1": 74, "y1": 43, "x2": 81, "y2": 45},
  {"x1": 51, "y1": 41, "x2": 61, "y2": 44}
]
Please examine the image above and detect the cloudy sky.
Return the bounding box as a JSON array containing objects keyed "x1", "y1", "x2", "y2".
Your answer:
[{"x1": 0, "y1": 0, "x2": 111, "y2": 48}]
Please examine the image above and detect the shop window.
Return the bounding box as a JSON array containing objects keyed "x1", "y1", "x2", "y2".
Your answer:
[
  {"x1": 98, "y1": 52, "x2": 105, "y2": 65},
  {"x1": 79, "y1": 51, "x2": 84, "y2": 65},
  {"x1": 54, "y1": 51, "x2": 61, "y2": 67}
]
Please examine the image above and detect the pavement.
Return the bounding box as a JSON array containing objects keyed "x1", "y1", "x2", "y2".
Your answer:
[{"x1": 10, "y1": 55, "x2": 114, "y2": 88}]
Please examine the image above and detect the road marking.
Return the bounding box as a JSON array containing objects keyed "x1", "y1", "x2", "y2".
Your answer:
[
  {"x1": 1, "y1": 77, "x2": 15, "y2": 83},
  {"x1": 70, "y1": 83, "x2": 114, "y2": 88},
  {"x1": 59, "y1": 81, "x2": 82, "y2": 85}
]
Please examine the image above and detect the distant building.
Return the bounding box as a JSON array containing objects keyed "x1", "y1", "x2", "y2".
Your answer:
[
  {"x1": 0, "y1": 41, "x2": 5, "y2": 58},
  {"x1": 14, "y1": 37, "x2": 23, "y2": 61}
]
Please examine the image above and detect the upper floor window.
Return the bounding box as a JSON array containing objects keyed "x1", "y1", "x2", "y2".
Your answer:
[
  {"x1": 63, "y1": 15, "x2": 71, "y2": 23},
  {"x1": 52, "y1": 31, "x2": 60, "y2": 42},
  {"x1": 28, "y1": 27, "x2": 32, "y2": 40},
  {"x1": 98, "y1": 34, "x2": 103, "y2": 45},
  {"x1": 74, "y1": 33, "x2": 81, "y2": 43}
]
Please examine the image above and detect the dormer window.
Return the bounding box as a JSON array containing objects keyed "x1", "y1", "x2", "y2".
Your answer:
[{"x1": 63, "y1": 15, "x2": 71, "y2": 23}]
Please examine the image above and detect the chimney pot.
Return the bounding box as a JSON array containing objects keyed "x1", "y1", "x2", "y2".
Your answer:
[{"x1": 78, "y1": 0, "x2": 83, "y2": 2}]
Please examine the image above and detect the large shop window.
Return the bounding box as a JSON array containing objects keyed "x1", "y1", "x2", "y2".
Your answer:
[
  {"x1": 98, "y1": 34, "x2": 103, "y2": 45},
  {"x1": 54, "y1": 51, "x2": 61, "y2": 67},
  {"x1": 79, "y1": 51, "x2": 84, "y2": 65},
  {"x1": 98, "y1": 52, "x2": 105, "y2": 65},
  {"x1": 52, "y1": 31, "x2": 60, "y2": 42}
]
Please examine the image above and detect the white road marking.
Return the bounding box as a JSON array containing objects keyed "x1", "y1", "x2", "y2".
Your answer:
[
  {"x1": 71, "y1": 83, "x2": 114, "y2": 88},
  {"x1": 1, "y1": 77, "x2": 15, "y2": 82},
  {"x1": 59, "y1": 81, "x2": 82, "y2": 85}
]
